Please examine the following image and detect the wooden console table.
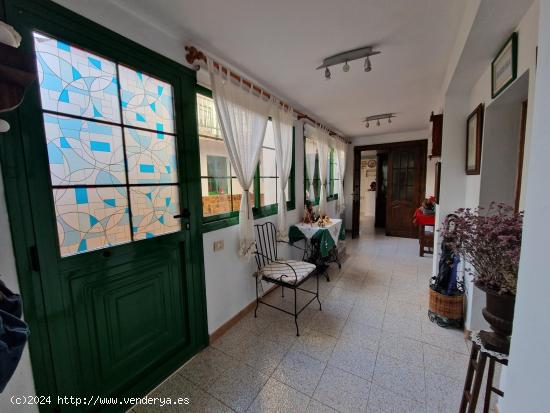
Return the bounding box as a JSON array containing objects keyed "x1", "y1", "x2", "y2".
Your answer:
[{"x1": 413, "y1": 209, "x2": 435, "y2": 256}]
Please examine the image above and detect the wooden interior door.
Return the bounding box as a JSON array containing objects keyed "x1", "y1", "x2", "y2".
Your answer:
[
  {"x1": 351, "y1": 147, "x2": 361, "y2": 238},
  {"x1": 386, "y1": 142, "x2": 426, "y2": 238},
  {"x1": 375, "y1": 153, "x2": 388, "y2": 228}
]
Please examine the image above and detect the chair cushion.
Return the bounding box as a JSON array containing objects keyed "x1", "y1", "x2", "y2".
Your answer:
[{"x1": 260, "y1": 260, "x2": 316, "y2": 285}]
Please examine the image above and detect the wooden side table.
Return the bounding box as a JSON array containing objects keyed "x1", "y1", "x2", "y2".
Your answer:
[
  {"x1": 414, "y1": 208, "x2": 435, "y2": 257},
  {"x1": 418, "y1": 224, "x2": 434, "y2": 257},
  {"x1": 459, "y1": 331, "x2": 508, "y2": 413}
]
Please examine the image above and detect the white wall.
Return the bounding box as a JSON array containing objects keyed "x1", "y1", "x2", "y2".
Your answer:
[
  {"x1": 344, "y1": 129, "x2": 433, "y2": 230},
  {"x1": 502, "y1": 2, "x2": 550, "y2": 410},
  {"x1": 437, "y1": 0, "x2": 539, "y2": 332}
]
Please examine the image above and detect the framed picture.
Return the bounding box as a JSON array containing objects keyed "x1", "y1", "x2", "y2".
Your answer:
[
  {"x1": 492, "y1": 32, "x2": 518, "y2": 98},
  {"x1": 466, "y1": 103, "x2": 484, "y2": 175}
]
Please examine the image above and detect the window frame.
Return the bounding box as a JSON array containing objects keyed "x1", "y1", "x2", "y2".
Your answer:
[
  {"x1": 303, "y1": 136, "x2": 338, "y2": 205},
  {"x1": 327, "y1": 147, "x2": 339, "y2": 201},
  {"x1": 196, "y1": 86, "x2": 295, "y2": 233}
]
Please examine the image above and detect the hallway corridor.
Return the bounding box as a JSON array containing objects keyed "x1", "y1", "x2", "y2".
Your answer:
[{"x1": 136, "y1": 231, "x2": 473, "y2": 413}]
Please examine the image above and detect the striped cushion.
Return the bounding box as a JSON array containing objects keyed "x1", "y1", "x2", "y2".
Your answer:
[{"x1": 260, "y1": 260, "x2": 316, "y2": 285}]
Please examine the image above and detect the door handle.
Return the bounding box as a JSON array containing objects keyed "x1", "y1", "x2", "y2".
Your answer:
[
  {"x1": 174, "y1": 209, "x2": 191, "y2": 230},
  {"x1": 174, "y1": 208, "x2": 191, "y2": 220}
]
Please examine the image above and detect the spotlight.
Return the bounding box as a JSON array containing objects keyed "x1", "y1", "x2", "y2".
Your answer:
[
  {"x1": 364, "y1": 56, "x2": 372, "y2": 72},
  {"x1": 388, "y1": 117, "x2": 392, "y2": 124},
  {"x1": 376, "y1": 119, "x2": 380, "y2": 126},
  {"x1": 366, "y1": 122, "x2": 369, "y2": 128},
  {"x1": 343, "y1": 61, "x2": 350, "y2": 72},
  {"x1": 324, "y1": 66, "x2": 331, "y2": 80}
]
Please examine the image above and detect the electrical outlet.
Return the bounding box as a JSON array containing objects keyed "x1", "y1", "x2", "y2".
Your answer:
[{"x1": 213, "y1": 240, "x2": 224, "y2": 251}]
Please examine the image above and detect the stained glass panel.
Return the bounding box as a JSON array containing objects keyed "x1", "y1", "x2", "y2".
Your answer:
[
  {"x1": 53, "y1": 187, "x2": 131, "y2": 256},
  {"x1": 119, "y1": 65, "x2": 175, "y2": 133},
  {"x1": 130, "y1": 186, "x2": 180, "y2": 240},
  {"x1": 44, "y1": 114, "x2": 126, "y2": 186},
  {"x1": 125, "y1": 127, "x2": 177, "y2": 184},
  {"x1": 33, "y1": 32, "x2": 120, "y2": 122}
]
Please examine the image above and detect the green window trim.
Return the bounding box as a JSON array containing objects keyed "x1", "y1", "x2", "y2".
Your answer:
[
  {"x1": 197, "y1": 86, "x2": 295, "y2": 233},
  {"x1": 327, "y1": 148, "x2": 340, "y2": 201}
]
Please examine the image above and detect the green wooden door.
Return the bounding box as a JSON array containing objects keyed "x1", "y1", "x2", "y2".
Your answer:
[{"x1": 0, "y1": 1, "x2": 207, "y2": 411}]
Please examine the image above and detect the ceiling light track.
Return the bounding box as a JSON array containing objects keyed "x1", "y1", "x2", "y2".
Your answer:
[
  {"x1": 184, "y1": 45, "x2": 350, "y2": 144},
  {"x1": 316, "y1": 45, "x2": 380, "y2": 79},
  {"x1": 364, "y1": 113, "x2": 396, "y2": 128}
]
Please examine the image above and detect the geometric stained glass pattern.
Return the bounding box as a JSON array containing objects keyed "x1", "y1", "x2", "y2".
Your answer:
[
  {"x1": 33, "y1": 32, "x2": 121, "y2": 123},
  {"x1": 43, "y1": 113, "x2": 126, "y2": 186},
  {"x1": 125, "y1": 127, "x2": 178, "y2": 184},
  {"x1": 32, "y1": 31, "x2": 182, "y2": 256},
  {"x1": 119, "y1": 65, "x2": 175, "y2": 134},
  {"x1": 53, "y1": 187, "x2": 131, "y2": 256},
  {"x1": 130, "y1": 186, "x2": 180, "y2": 240}
]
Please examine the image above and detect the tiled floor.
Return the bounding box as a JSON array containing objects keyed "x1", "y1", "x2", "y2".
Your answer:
[{"x1": 134, "y1": 219, "x2": 490, "y2": 413}]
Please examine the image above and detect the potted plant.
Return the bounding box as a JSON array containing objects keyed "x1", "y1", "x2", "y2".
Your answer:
[{"x1": 441, "y1": 203, "x2": 523, "y2": 353}]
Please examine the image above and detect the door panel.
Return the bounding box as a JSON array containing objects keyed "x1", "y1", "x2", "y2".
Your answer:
[
  {"x1": 386, "y1": 143, "x2": 426, "y2": 238},
  {"x1": 69, "y1": 245, "x2": 188, "y2": 395},
  {"x1": 2, "y1": 1, "x2": 208, "y2": 410}
]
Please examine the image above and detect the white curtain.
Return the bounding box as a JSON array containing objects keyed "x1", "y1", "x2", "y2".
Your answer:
[
  {"x1": 315, "y1": 127, "x2": 330, "y2": 216},
  {"x1": 335, "y1": 139, "x2": 347, "y2": 215},
  {"x1": 304, "y1": 138, "x2": 317, "y2": 202},
  {"x1": 272, "y1": 103, "x2": 294, "y2": 241},
  {"x1": 208, "y1": 61, "x2": 271, "y2": 257}
]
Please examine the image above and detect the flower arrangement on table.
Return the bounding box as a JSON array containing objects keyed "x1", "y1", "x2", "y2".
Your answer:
[{"x1": 316, "y1": 215, "x2": 332, "y2": 227}]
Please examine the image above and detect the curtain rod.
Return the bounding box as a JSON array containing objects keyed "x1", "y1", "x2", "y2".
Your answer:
[{"x1": 185, "y1": 45, "x2": 350, "y2": 145}]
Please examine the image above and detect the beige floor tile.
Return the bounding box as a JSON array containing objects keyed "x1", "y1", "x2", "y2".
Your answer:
[
  {"x1": 272, "y1": 350, "x2": 326, "y2": 395},
  {"x1": 367, "y1": 384, "x2": 426, "y2": 413},
  {"x1": 247, "y1": 378, "x2": 310, "y2": 413},
  {"x1": 313, "y1": 365, "x2": 372, "y2": 413},
  {"x1": 207, "y1": 363, "x2": 269, "y2": 413}
]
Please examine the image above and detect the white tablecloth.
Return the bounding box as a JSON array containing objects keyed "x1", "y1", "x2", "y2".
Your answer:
[{"x1": 293, "y1": 218, "x2": 342, "y2": 245}]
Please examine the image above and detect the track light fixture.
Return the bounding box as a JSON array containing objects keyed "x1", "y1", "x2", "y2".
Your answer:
[
  {"x1": 364, "y1": 56, "x2": 372, "y2": 72},
  {"x1": 343, "y1": 61, "x2": 350, "y2": 72},
  {"x1": 363, "y1": 113, "x2": 396, "y2": 128},
  {"x1": 316, "y1": 45, "x2": 380, "y2": 80}
]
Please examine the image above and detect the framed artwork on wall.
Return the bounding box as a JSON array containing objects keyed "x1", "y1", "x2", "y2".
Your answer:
[
  {"x1": 491, "y1": 32, "x2": 518, "y2": 98},
  {"x1": 466, "y1": 103, "x2": 484, "y2": 175}
]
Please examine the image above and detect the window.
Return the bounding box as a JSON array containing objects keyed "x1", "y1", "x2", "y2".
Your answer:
[
  {"x1": 33, "y1": 32, "x2": 180, "y2": 256},
  {"x1": 207, "y1": 156, "x2": 229, "y2": 195},
  {"x1": 304, "y1": 137, "x2": 320, "y2": 204},
  {"x1": 197, "y1": 88, "x2": 294, "y2": 229},
  {"x1": 259, "y1": 122, "x2": 277, "y2": 207},
  {"x1": 304, "y1": 137, "x2": 338, "y2": 203},
  {"x1": 328, "y1": 148, "x2": 340, "y2": 199}
]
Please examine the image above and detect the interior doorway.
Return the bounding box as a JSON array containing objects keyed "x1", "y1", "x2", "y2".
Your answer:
[{"x1": 352, "y1": 140, "x2": 427, "y2": 238}]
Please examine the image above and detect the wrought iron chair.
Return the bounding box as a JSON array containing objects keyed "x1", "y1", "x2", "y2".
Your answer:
[{"x1": 254, "y1": 222, "x2": 323, "y2": 336}]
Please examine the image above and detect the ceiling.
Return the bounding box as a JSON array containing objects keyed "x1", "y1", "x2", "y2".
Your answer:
[{"x1": 106, "y1": 0, "x2": 467, "y2": 138}]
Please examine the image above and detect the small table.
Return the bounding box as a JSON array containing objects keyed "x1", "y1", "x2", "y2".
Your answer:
[
  {"x1": 289, "y1": 219, "x2": 344, "y2": 280},
  {"x1": 459, "y1": 331, "x2": 508, "y2": 413},
  {"x1": 413, "y1": 209, "x2": 435, "y2": 256}
]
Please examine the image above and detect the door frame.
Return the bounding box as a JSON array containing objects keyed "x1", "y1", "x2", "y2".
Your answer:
[
  {"x1": 352, "y1": 139, "x2": 427, "y2": 238},
  {"x1": 0, "y1": 0, "x2": 208, "y2": 408}
]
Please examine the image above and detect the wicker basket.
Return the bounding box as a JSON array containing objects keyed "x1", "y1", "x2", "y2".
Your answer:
[{"x1": 428, "y1": 287, "x2": 464, "y2": 327}]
